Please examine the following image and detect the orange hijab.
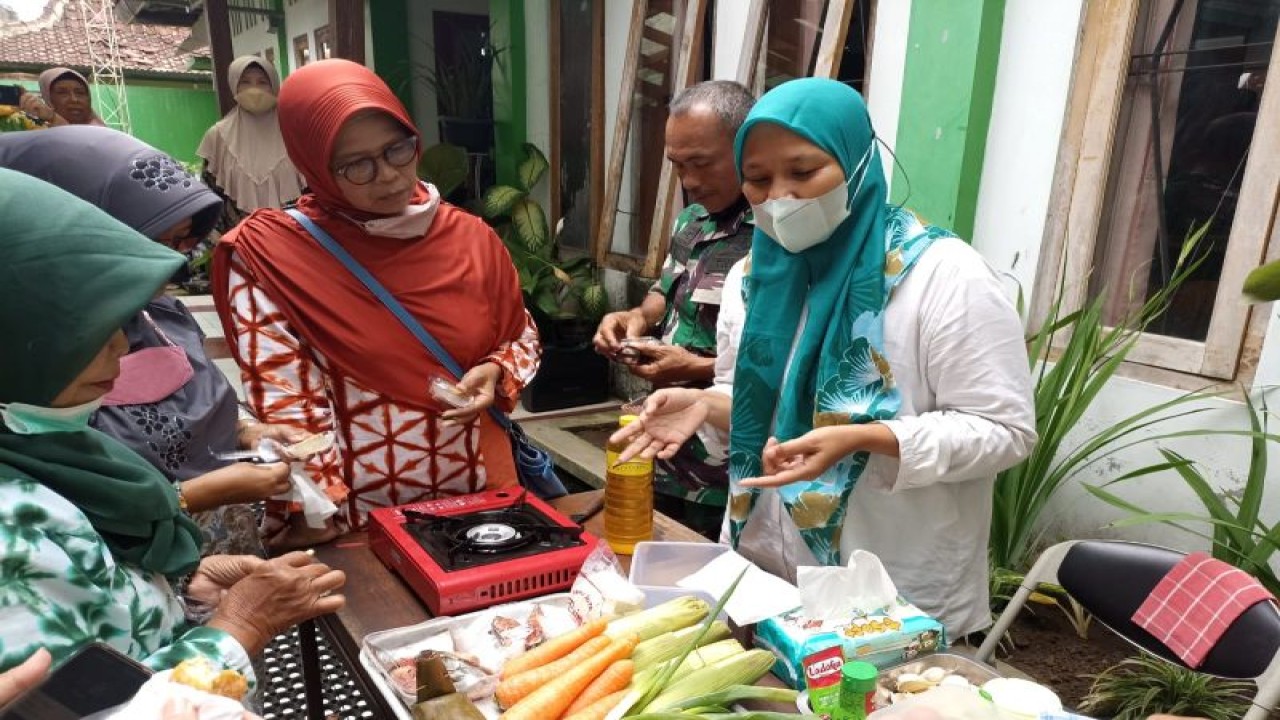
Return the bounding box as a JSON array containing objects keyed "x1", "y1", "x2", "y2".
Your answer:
[{"x1": 211, "y1": 60, "x2": 527, "y2": 486}]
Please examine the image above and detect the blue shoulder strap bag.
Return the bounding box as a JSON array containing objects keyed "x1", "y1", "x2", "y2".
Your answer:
[{"x1": 285, "y1": 208, "x2": 568, "y2": 499}]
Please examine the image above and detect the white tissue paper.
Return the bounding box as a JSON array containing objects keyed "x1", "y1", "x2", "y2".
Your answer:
[
  {"x1": 258, "y1": 438, "x2": 338, "y2": 528},
  {"x1": 797, "y1": 549, "x2": 898, "y2": 621},
  {"x1": 676, "y1": 550, "x2": 803, "y2": 625},
  {"x1": 86, "y1": 670, "x2": 246, "y2": 720}
]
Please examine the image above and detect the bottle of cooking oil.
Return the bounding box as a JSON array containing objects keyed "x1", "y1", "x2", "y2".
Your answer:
[{"x1": 604, "y1": 414, "x2": 654, "y2": 554}]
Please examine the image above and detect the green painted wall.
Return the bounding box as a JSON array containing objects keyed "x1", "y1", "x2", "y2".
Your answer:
[
  {"x1": 490, "y1": 0, "x2": 527, "y2": 187},
  {"x1": 892, "y1": 0, "x2": 1006, "y2": 239},
  {"x1": 12, "y1": 77, "x2": 217, "y2": 164},
  {"x1": 369, "y1": 0, "x2": 415, "y2": 115}
]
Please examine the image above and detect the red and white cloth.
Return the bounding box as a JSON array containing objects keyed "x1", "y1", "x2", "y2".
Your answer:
[{"x1": 1131, "y1": 551, "x2": 1275, "y2": 668}]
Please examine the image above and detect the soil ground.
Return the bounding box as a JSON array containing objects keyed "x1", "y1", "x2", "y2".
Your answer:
[{"x1": 992, "y1": 604, "x2": 1134, "y2": 708}]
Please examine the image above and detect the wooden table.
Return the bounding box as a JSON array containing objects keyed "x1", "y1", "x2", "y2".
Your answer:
[{"x1": 303, "y1": 490, "x2": 706, "y2": 718}]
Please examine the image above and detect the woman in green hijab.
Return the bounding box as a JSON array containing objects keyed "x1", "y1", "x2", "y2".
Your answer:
[
  {"x1": 612, "y1": 79, "x2": 1036, "y2": 638},
  {"x1": 0, "y1": 168, "x2": 345, "y2": 690}
]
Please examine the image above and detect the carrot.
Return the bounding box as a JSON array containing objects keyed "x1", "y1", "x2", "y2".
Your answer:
[
  {"x1": 562, "y1": 688, "x2": 630, "y2": 720},
  {"x1": 562, "y1": 659, "x2": 633, "y2": 716},
  {"x1": 503, "y1": 617, "x2": 608, "y2": 678},
  {"x1": 499, "y1": 634, "x2": 640, "y2": 720},
  {"x1": 495, "y1": 635, "x2": 612, "y2": 708}
]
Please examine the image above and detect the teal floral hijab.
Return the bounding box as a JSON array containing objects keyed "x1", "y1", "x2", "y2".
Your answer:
[
  {"x1": 0, "y1": 168, "x2": 203, "y2": 578},
  {"x1": 727, "y1": 78, "x2": 951, "y2": 565}
]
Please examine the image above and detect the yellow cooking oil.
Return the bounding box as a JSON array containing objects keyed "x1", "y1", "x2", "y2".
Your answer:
[{"x1": 604, "y1": 414, "x2": 654, "y2": 554}]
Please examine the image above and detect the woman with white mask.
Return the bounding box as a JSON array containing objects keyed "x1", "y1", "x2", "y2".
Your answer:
[
  {"x1": 197, "y1": 56, "x2": 304, "y2": 231},
  {"x1": 610, "y1": 78, "x2": 1037, "y2": 640}
]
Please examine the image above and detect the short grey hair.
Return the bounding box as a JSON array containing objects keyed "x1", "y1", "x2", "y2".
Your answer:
[{"x1": 669, "y1": 80, "x2": 755, "y2": 134}]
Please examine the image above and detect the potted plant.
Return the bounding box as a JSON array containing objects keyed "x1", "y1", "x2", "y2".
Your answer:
[{"x1": 421, "y1": 141, "x2": 611, "y2": 412}]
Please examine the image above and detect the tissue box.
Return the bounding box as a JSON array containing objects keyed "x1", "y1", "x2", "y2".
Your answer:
[{"x1": 754, "y1": 598, "x2": 947, "y2": 689}]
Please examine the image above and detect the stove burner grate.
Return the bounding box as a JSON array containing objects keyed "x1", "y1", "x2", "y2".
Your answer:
[{"x1": 404, "y1": 499, "x2": 586, "y2": 571}]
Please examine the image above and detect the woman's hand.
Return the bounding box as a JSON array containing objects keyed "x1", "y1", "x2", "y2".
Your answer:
[
  {"x1": 440, "y1": 363, "x2": 502, "y2": 426},
  {"x1": 609, "y1": 388, "x2": 709, "y2": 463},
  {"x1": 741, "y1": 424, "x2": 899, "y2": 488},
  {"x1": 181, "y1": 463, "x2": 292, "y2": 512},
  {"x1": 238, "y1": 422, "x2": 309, "y2": 450},
  {"x1": 206, "y1": 551, "x2": 345, "y2": 656},
  {"x1": 0, "y1": 648, "x2": 51, "y2": 708},
  {"x1": 186, "y1": 555, "x2": 265, "y2": 610},
  {"x1": 16, "y1": 92, "x2": 54, "y2": 122}
]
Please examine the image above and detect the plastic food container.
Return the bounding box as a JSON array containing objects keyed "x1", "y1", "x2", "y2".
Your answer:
[
  {"x1": 980, "y1": 677, "x2": 1063, "y2": 719},
  {"x1": 628, "y1": 541, "x2": 731, "y2": 587}
]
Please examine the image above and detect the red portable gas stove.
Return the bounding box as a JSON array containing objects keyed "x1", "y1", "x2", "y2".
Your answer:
[{"x1": 368, "y1": 488, "x2": 599, "y2": 616}]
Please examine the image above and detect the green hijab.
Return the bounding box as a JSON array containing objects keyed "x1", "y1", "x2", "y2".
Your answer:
[
  {"x1": 728, "y1": 78, "x2": 950, "y2": 565},
  {"x1": 0, "y1": 168, "x2": 202, "y2": 578}
]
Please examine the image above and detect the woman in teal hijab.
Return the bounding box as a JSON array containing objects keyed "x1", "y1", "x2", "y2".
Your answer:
[
  {"x1": 613, "y1": 79, "x2": 1035, "y2": 637},
  {"x1": 0, "y1": 168, "x2": 345, "y2": 691}
]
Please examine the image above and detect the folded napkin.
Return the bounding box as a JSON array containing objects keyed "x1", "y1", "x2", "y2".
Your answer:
[{"x1": 1131, "y1": 551, "x2": 1275, "y2": 668}]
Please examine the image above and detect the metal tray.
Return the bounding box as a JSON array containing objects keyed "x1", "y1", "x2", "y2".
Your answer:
[
  {"x1": 359, "y1": 593, "x2": 576, "y2": 719},
  {"x1": 874, "y1": 652, "x2": 1002, "y2": 707}
]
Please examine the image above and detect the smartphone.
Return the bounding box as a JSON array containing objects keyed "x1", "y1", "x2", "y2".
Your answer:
[
  {"x1": 0, "y1": 85, "x2": 23, "y2": 107},
  {"x1": 0, "y1": 643, "x2": 152, "y2": 720}
]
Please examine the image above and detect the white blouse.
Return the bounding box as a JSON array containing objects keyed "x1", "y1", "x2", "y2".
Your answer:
[{"x1": 711, "y1": 235, "x2": 1037, "y2": 638}]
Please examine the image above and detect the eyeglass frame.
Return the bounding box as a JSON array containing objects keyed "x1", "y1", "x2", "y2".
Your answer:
[{"x1": 332, "y1": 135, "x2": 420, "y2": 185}]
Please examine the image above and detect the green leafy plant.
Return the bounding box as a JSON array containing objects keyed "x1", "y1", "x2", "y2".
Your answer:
[
  {"x1": 1080, "y1": 654, "x2": 1251, "y2": 720},
  {"x1": 416, "y1": 30, "x2": 505, "y2": 121},
  {"x1": 418, "y1": 142, "x2": 469, "y2": 198},
  {"x1": 989, "y1": 222, "x2": 1211, "y2": 574},
  {"x1": 481, "y1": 143, "x2": 607, "y2": 326},
  {"x1": 1084, "y1": 391, "x2": 1280, "y2": 596}
]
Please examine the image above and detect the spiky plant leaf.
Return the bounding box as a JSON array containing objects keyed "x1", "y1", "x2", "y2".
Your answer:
[{"x1": 581, "y1": 283, "x2": 607, "y2": 319}]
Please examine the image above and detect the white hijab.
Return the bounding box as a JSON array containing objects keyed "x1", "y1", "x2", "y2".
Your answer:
[{"x1": 196, "y1": 56, "x2": 304, "y2": 213}]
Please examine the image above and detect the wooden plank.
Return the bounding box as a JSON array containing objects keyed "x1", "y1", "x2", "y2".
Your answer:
[
  {"x1": 594, "y1": 0, "x2": 650, "y2": 266},
  {"x1": 736, "y1": 0, "x2": 769, "y2": 86},
  {"x1": 813, "y1": 0, "x2": 855, "y2": 78},
  {"x1": 549, "y1": 0, "x2": 563, "y2": 240},
  {"x1": 1044, "y1": 0, "x2": 1142, "y2": 339},
  {"x1": 643, "y1": 0, "x2": 710, "y2": 278},
  {"x1": 327, "y1": 0, "x2": 365, "y2": 63},
  {"x1": 1030, "y1": 0, "x2": 1122, "y2": 330},
  {"x1": 205, "y1": 0, "x2": 236, "y2": 115},
  {"x1": 590, "y1": 1, "x2": 606, "y2": 245},
  {"x1": 1198, "y1": 18, "x2": 1280, "y2": 378},
  {"x1": 1121, "y1": 331, "x2": 1206, "y2": 376}
]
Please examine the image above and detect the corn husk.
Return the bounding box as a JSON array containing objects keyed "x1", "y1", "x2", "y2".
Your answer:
[
  {"x1": 639, "y1": 649, "x2": 776, "y2": 713},
  {"x1": 631, "y1": 621, "x2": 731, "y2": 670},
  {"x1": 605, "y1": 596, "x2": 710, "y2": 642}
]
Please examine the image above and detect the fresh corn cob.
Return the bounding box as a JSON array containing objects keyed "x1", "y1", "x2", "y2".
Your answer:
[
  {"x1": 631, "y1": 621, "x2": 732, "y2": 670},
  {"x1": 605, "y1": 596, "x2": 710, "y2": 642},
  {"x1": 634, "y1": 639, "x2": 746, "y2": 689},
  {"x1": 639, "y1": 649, "x2": 776, "y2": 713}
]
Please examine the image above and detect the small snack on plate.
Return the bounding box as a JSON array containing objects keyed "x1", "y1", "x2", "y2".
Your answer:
[
  {"x1": 284, "y1": 432, "x2": 334, "y2": 460},
  {"x1": 169, "y1": 657, "x2": 249, "y2": 700}
]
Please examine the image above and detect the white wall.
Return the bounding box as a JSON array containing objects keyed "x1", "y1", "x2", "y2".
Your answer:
[
  {"x1": 865, "y1": 0, "x2": 910, "y2": 188},
  {"x1": 970, "y1": 0, "x2": 1280, "y2": 556},
  {"x1": 524, "y1": 0, "x2": 552, "y2": 215},
  {"x1": 971, "y1": 0, "x2": 1083, "y2": 299},
  {"x1": 230, "y1": 18, "x2": 276, "y2": 62}
]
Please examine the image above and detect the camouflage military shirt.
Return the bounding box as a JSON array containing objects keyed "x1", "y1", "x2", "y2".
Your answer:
[
  {"x1": 652, "y1": 200, "x2": 754, "y2": 355},
  {"x1": 650, "y1": 199, "x2": 752, "y2": 506}
]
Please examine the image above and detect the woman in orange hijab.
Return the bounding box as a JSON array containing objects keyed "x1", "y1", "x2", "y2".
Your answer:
[{"x1": 211, "y1": 60, "x2": 540, "y2": 548}]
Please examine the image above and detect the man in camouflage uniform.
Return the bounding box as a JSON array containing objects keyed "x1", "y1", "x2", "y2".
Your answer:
[{"x1": 593, "y1": 80, "x2": 755, "y2": 537}]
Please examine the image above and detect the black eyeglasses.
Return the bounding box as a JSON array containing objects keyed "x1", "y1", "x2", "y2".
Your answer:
[{"x1": 333, "y1": 136, "x2": 418, "y2": 185}]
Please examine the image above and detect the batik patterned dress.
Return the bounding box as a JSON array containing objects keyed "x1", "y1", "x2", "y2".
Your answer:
[
  {"x1": 0, "y1": 475, "x2": 254, "y2": 684},
  {"x1": 222, "y1": 252, "x2": 542, "y2": 536}
]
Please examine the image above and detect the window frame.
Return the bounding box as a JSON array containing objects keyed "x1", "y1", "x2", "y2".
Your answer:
[
  {"x1": 1032, "y1": 0, "x2": 1280, "y2": 381},
  {"x1": 736, "y1": 0, "x2": 860, "y2": 90},
  {"x1": 292, "y1": 33, "x2": 311, "y2": 68},
  {"x1": 549, "y1": 0, "x2": 607, "y2": 257}
]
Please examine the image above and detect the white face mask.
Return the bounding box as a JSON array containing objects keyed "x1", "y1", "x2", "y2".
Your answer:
[
  {"x1": 355, "y1": 201, "x2": 437, "y2": 239},
  {"x1": 235, "y1": 87, "x2": 277, "y2": 114},
  {"x1": 0, "y1": 397, "x2": 102, "y2": 435},
  {"x1": 752, "y1": 142, "x2": 875, "y2": 254}
]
